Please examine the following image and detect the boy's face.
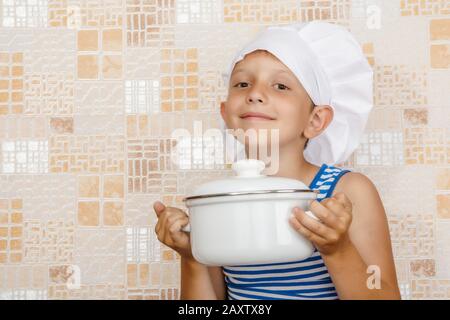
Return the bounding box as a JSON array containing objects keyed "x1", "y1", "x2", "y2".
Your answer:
[{"x1": 220, "y1": 50, "x2": 315, "y2": 151}]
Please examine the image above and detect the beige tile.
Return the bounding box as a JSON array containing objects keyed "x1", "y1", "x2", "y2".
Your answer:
[
  {"x1": 0, "y1": 52, "x2": 9, "y2": 63},
  {"x1": 431, "y1": 44, "x2": 450, "y2": 68},
  {"x1": 10, "y1": 253, "x2": 22, "y2": 263},
  {"x1": 411, "y1": 259, "x2": 436, "y2": 278},
  {"x1": 139, "y1": 264, "x2": 149, "y2": 287},
  {"x1": 104, "y1": 175, "x2": 124, "y2": 198},
  {"x1": 103, "y1": 29, "x2": 123, "y2": 51},
  {"x1": 127, "y1": 264, "x2": 137, "y2": 288},
  {"x1": 11, "y1": 199, "x2": 22, "y2": 210},
  {"x1": 430, "y1": 19, "x2": 450, "y2": 41},
  {"x1": 403, "y1": 108, "x2": 428, "y2": 126},
  {"x1": 78, "y1": 30, "x2": 98, "y2": 51},
  {"x1": 103, "y1": 201, "x2": 124, "y2": 226},
  {"x1": 0, "y1": 66, "x2": 8, "y2": 77},
  {"x1": 77, "y1": 55, "x2": 98, "y2": 79},
  {"x1": 436, "y1": 169, "x2": 450, "y2": 189},
  {"x1": 49, "y1": 265, "x2": 72, "y2": 284},
  {"x1": 0, "y1": 213, "x2": 8, "y2": 224},
  {"x1": 78, "y1": 201, "x2": 100, "y2": 226},
  {"x1": 437, "y1": 194, "x2": 450, "y2": 218},
  {"x1": 102, "y1": 55, "x2": 122, "y2": 79},
  {"x1": 50, "y1": 117, "x2": 73, "y2": 134},
  {"x1": 10, "y1": 239, "x2": 21, "y2": 250},
  {"x1": 78, "y1": 176, "x2": 100, "y2": 198}
]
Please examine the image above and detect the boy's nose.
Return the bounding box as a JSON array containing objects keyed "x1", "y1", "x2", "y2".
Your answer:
[{"x1": 248, "y1": 97, "x2": 263, "y2": 103}]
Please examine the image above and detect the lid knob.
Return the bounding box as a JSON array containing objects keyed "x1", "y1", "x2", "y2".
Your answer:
[{"x1": 232, "y1": 159, "x2": 266, "y2": 178}]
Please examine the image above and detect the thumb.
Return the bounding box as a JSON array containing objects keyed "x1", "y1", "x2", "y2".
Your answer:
[{"x1": 153, "y1": 201, "x2": 166, "y2": 217}]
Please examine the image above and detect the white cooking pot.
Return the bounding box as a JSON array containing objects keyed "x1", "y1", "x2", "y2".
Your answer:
[{"x1": 182, "y1": 159, "x2": 319, "y2": 266}]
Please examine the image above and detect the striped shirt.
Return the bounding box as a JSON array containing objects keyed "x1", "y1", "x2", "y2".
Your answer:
[{"x1": 223, "y1": 163, "x2": 351, "y2": 300}]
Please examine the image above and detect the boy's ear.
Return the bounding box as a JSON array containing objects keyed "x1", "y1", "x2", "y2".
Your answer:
[
  {"x1": 220, "y1": 101, "x2": 226, "y2": 119},
  {"x1": 303, "y1": 105, "x2": 334, "y2": 139}
]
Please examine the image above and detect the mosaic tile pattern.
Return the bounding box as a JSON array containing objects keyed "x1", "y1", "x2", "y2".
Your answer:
[{"x1": 0, "y1": 0, "x2": 449, "y2": 300}]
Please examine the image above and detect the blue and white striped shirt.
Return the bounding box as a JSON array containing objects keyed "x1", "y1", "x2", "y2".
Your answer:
[{"x1": 223, "y1": 163, "x2": 351, "y2": 300}]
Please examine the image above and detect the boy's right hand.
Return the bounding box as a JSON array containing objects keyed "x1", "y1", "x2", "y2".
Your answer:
[{"x1": 153, "y1": 201, "x2": 193, "y2": 259}]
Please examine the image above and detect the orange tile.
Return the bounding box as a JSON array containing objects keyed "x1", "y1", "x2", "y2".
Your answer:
[
  {"x1": 0, "y1": 80, "x2": 8, "y2": 89},
  {"x1": 10, "y1": 227, "x2": 22, "y2": 237},
  {"x1": 437, "y1": 194, "x2": 450, "y2": 218},
  {"x1": 11, "y1": 212, "x2": 22, "y2": 224},
  {"x1": 12, "y1": 52, "x2": 23, "y2": 63},
  {"x1": 11, "y1": 66, "x2": 23, "y2": 77},
  {"x1": 0, "y1": 228, "x2": 7, "y2": 237},
  {"x1": 78, "y1": 201, "x2": 100, "y2": 226},
  {"x1": 186, "y1": 62, "x2": 198, "y2": 72},
  {"x1": 78, "y1": 30, "x2": 98, "y2": 51}
]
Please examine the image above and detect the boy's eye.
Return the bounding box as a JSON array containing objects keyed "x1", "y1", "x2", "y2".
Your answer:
[
  {"x1": 234, "y1": 82, "x2": 249, "y2": 88},
  {"x1": 275, "y1": 83, "x2": 289, "y2": 90},
  {"x1": 234, "y1": 82, "x2": 290, "y2": 90}
]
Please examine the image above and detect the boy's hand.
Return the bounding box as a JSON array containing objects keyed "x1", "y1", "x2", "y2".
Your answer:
[
  {"x1": 153, "y1": 201, "x2": 193, "y2": 259},
  {"x1": 289, "y1": 192, "x2": 353, "y2": 256}
]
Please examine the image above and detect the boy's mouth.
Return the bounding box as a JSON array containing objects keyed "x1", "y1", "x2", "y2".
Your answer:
[{"x1": 240, "y1": 112, "x2": 276, "y2": 121}]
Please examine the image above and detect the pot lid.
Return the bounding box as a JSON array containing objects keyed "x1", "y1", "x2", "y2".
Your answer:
[{"x1": 185, "y1": 159, "x2": 313, "y2": 200}]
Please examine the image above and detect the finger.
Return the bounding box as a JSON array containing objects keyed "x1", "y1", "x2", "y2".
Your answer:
[
  {"x1": 155, "y1": 220, "x2": 161, "y2": 235},
  {"x1": 301, "y1": 202, "x2": 341, "y2": 230},
  {"x1": 289, "y1": 214, "x2": 327, "y2": 246},
  {"x1": 168, "y1": 216, "x2": 190, "y2": 243},
  {"x1": 159, "y1": 208, "x2": 187, "y2": 241},
  {"x1": 333, "y1": 192, "x2": 352, "y2": 211},
  {"x1": 292, "y1": 208, "x2": 337, "y2": 241},
  {"x1": 153, "y1": 201, "x2": 166, "y2": 218},
  {"x1": 313, "y1": 198, "x2": 348, "y2": 222}
]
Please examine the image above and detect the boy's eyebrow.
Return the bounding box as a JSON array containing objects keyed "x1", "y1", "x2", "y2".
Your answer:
[{"x1": 232, "y1": 68, "x2": 294, "y2": 77}]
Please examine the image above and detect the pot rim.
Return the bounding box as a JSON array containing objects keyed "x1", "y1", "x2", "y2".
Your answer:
[{"x1": 183, "y1": 189, "x2": 319, "y2": 202}]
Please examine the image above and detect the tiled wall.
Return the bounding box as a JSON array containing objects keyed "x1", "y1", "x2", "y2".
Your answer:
[{"x1": 0, "y1": 0, "x2": 449, "y2": 300}]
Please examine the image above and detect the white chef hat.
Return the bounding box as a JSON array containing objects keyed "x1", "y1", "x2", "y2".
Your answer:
[{"x1": 220, "y1": 21, "x2": 373, "y2": 166}]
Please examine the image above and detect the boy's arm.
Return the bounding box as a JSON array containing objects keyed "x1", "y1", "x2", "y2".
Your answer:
[
  {"x1": 325, "y1": 172, "x2": 401, "y2": 299},
  {"x1": 180, "y1": 257, "x2": 226, "y2": 300}
]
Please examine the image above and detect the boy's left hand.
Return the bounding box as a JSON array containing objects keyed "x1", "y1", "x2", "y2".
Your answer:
[{"x1": 289, "y1": 192, "x2": 353, "y2": 257}]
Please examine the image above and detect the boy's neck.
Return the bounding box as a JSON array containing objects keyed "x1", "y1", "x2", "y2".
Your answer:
[{"x1": 246, "y1": 142, "x2": 321, "y2": 187}]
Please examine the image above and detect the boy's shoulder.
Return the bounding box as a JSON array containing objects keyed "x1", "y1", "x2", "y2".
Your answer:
[{"x1": 331, "y1": 170, "x2": 379, "y2": 204}]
